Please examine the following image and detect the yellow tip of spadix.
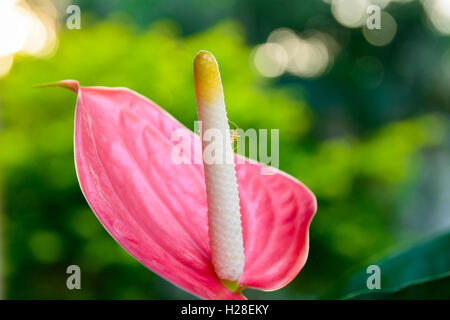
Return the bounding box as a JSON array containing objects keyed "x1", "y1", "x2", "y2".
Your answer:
[{"x1": 194, "y1": 50, "x2": 224, "y2": 104}]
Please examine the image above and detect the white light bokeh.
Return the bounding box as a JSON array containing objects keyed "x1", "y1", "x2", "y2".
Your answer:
[
  {"x1": 326, "y1": 0, "x2": 414, "y2": 15},
  {"x1": 331, "y1": 0, "x2": 370, "y2": 28},
  {"x1": 328, "y1": 0, "x2": 413, "y2": 30},
  {"x1": 423, "y1": 0, "x2": 450, "y2": 35},
  {"x1": 370, "y1": 0, "x2": 391, "y2": 8},
  {"x1": 253, "y1": 43, "x2": 289, "y2": 78},
  {"x1": 0, "y1": 0, "x2": 58, "y2": 77},
  {"x1": 287, "y1": 34, "x2": 330, "y2": 78},
  {"x1": 254, "y1": 28, "x2": 335, "y2": 79},
  {"x1": 0, "y1": 3, "x2": 29, "y2": 56}
]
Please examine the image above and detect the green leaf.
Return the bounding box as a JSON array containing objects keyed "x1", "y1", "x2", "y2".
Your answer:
[
  {"x1": 323, "y1": 231, "x2": 450, "y2": 299},
  {"x1": 353, "y1": 276, "x2": 450, "y2": 299}
]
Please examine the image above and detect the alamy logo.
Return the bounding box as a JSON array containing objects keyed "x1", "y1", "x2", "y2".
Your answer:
[
  {"x1": 66, "y1": 265, "x2": 81, "y2": 290},
  {"x1": 366, "y1": 5, "x2": 381, "y2": 30},
  {"x1": 366, "y1": 265, "x2": 381, "y2": 290},
  {"x1": 66, "y1": 5, "x2": 81, "y2": 30}
]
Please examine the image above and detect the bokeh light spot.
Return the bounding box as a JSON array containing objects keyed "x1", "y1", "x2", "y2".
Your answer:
[
  {"x1": 0, "y1": 0, "x2": 58, "y2": 77},
  {"x1": 253, "y1": 42, "x2": 288, "y2": 78},
  {"x1": 423, "y1": 0, "x2": 450, "y2": 35},
  {"x1": 363, "y1": 12, "x2": 397, "y2": 46},
  {"x1": 332, "y1": 0, "x2": 369, "y2": 28},
  {"x1": 261, "y1": 28, "x2": 334, "y2": 78}
]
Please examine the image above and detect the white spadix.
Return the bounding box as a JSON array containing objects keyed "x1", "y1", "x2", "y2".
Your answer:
[{"x1": 193, "y1": 51, "x2": 245, "y2": 282}]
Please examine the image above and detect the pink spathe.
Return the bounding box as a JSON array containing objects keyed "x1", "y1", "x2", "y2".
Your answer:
[{"x1": 58, "y1": 80, "x2": 316, "y2": 300}]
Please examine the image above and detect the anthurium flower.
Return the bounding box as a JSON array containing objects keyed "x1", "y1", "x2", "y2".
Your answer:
[{"x1": 51, "y1": 51, "x2": 316, "y2": 300}]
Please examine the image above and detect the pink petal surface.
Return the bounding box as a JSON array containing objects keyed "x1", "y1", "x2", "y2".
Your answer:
[{"x1": 63, "y1": 80, "x2": 316, "y2": 299}]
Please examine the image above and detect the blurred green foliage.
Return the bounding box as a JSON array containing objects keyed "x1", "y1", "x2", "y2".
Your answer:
[
  {"x1": 0, "y1": 19, "x2": 314, "y2": 299},
  {"x1": 323, "y1": 231, "x2": 450, "y2": 299},
  {"x1": 0, "y1": 1, "x2": 449, "y2": 299}
]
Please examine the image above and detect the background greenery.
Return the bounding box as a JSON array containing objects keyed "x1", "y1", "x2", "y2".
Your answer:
[{"x1": 0, "y1": 0, "x2": 449, "y2": 299}]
